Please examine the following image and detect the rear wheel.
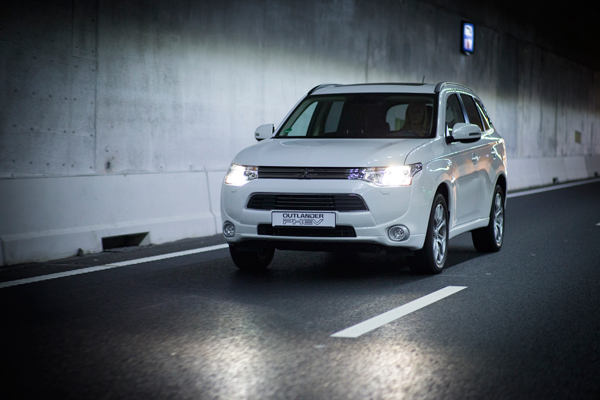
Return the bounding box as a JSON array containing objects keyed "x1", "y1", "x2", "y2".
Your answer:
[
  {"x1": 229, "y1": 245, "x2": 275, "y2": 271},
  {"x1": 472, "y1": 185, "x2": 504, "y2": 252},
  {"x1": 411, "y1": 193, "x2": 448, "y2": 274}
]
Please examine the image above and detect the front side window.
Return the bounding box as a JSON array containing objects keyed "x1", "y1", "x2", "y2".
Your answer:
[
  {"x1": 445, "y1": 94, "x2": 465, "y2": 133},
  {"x1": 276, "y1": 94, "x2": 436, "y2": 139},
  {"x1": 460, "y1": 94, "x2": 483, "y2": 131},
  {"x1": 284, "y1": 102, "x2": 318, "y2": 137},
  {"x1": 475, "y1": 99, "x2": 492, "y2": 130}
]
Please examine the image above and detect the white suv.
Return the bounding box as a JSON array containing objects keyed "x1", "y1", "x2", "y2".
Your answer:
[{"x1": 220, "y1": 82, "x2": 507, "y2": 274}]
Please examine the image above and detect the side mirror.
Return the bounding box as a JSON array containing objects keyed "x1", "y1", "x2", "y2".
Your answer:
[
  {"x1": 449, "y1": 123, "x2": 481, "y2": 143},
  {"x1": 255, "y1": 124, "x2": 274, "y2": 141}
]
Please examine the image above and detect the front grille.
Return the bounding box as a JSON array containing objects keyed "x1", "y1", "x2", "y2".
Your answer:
[
  {"x1": 257, "y1": 224, "x2": 357, "y2": 237},
  {"x1": 257, "y1": 166, "x2": 366, "y2": 180},
  {"x1": 247, "y1": 194, "x2": 368, "y2": 212}
]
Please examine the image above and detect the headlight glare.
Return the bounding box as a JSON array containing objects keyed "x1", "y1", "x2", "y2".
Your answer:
[
  {"x1": 362, "y1": 163, "x2": 422, "y2": 186},
  {"x1": 225, "y1": 163, "x2": 258, "y2": 186}
]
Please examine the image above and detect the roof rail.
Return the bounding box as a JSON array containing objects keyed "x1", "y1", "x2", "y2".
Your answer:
[
  {"x1": 308, "y1": 82, "x2": 431, "y2": 95},
  {"x1": 434, "y1": 81, "x2": 473, "y2": 93},
  {"x1": 307, "y1": 83, "x2": 338, "y2": 95},
  {"x1": 336, "y1": 82, "x2": 427, "y2": 87}
]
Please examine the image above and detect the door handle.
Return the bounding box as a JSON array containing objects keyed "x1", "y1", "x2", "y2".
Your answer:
[
  {"x1": 491, "y1": 148, "x2": 499, "y2": 160},
  {"x1": 471, "y1": 154, "x2": 480, "y2": 165}
]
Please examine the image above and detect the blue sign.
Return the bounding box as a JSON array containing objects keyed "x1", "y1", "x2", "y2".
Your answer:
[{"x1": 462, "y1": 22, "x2": 474, "y2": 54}]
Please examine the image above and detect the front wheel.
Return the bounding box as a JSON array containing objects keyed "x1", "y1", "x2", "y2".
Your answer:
[
  {"x1": 411, "y1": 193, "x2": 448, "y2": 274},
  {"x1": 229, "y1": 245, "x2": 275, "y2": 271},
  {"x1": 472, "y1": 185, "x2": 505, "y2": 252}
]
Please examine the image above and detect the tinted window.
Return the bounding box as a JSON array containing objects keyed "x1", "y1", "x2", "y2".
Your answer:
[
  {"x1": 284, "y1": 101, "x2": 317, "y2": 136},
  {"x1": 475, "y1": 99, "x2": 492, "y2": 130},
  {"x1": 276, "y1": 94, "x2": 436, "y2": 139},
  {"x1": 460, "y1": 94, "x2": 483, "y2": 130},
  {"x1": 476, "y1": 103, "x2": 490, "y2": 130},
  {"x1": 445, "y1": 94, "x2": 465, "y2": 131},
  {"x1": 324, "y1": 101, "x2": 344, "y2": 133}
]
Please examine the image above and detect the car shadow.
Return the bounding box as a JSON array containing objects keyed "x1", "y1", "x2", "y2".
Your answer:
[
  {"x1": 230, "y1": 250, "x2": 420, "y2": 283},
  {"x1": 443, "y1": 244, "x2": 485, "y2": 269},
  {"x1": 230, "y1": 233, "x2": 486, "y2": 284},
  {"x1": 443, "y1": 233, "x2": 488, "y2": 269}
]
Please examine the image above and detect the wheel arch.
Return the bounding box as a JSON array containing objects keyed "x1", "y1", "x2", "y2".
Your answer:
[
  {"x1": 495, "y1": 173, "x2": 507, "y2": 204},
  {"x1": 435, "y1": 181, "x2": 451, "y2": 217}
]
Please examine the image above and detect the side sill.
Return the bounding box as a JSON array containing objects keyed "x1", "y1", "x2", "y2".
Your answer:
[{"x1": 449, "y1": 217, "x2": 489, "y2": 239}]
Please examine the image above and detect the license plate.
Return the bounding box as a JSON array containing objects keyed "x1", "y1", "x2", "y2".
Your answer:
[{"x1": 272, "y1": 211, "x2": 336, "y2": 227}]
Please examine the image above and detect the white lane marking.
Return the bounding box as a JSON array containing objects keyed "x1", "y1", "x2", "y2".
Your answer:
[
  {"x1": 104, "y1": 244, "x2": 228, "y2": 267},
  {"x1": 0, "y1": 244, "x2": 229, "y2": 289},
  {"x1": 507, "y1": 178, "x2": 600, "y2": 198},
  {"x1": 331, "y1": 286, "x2": 467, "y2": 338}
]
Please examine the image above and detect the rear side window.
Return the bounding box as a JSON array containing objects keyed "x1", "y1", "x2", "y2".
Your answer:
[{"x1": 460, "y1": 94, "x2": 483, "y2": 131}]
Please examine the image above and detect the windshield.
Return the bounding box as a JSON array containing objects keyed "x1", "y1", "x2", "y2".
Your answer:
[{"x1": 276, "y1": 93, "x2": 436, "y2": 139}]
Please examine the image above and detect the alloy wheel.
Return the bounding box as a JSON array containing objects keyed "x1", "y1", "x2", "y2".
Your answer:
[
  {"x1": 493, "y1": 192, "x2": 504, "y2": 246},
  {"x1": 432, "y1": 203, "x2": 447, "y2": 266}
]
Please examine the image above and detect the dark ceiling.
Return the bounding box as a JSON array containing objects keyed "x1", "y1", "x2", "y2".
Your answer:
[{"x1": 504, "y1": 1, "x2": 600, "y2": 71}]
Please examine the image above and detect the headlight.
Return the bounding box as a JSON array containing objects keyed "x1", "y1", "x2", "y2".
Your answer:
[
  {"x1": 362, "y1": 163, "x2": 422, "y2": 186},
  {"x1": 224, "y1": 163, "x2": 258, "y2": 186}
]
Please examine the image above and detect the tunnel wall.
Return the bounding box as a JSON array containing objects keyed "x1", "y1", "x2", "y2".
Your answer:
[{"x1": 1, "y1": 0, "x2": 599, "y2": 265}]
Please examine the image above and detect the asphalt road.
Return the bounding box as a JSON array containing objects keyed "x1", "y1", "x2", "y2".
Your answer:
[{"x1": 1, "y1": 181, "x2": 600, "y2": 399}]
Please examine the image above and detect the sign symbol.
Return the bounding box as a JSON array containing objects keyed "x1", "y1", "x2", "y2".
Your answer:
[{"x1": 462, "y1": 22, "x2": 474, "y2": 54}]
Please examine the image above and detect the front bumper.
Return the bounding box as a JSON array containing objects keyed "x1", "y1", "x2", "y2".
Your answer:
[{"x1": 220, "y1": 178, "x2": 432, "y2": 251}]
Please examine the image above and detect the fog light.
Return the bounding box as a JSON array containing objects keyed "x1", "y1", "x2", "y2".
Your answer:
[
  {"x1": 388, "y1": 225, "x2": 409, "y2": 242},
  {"x1": 223, "y1": 221, "x2": 235, "y2": 238}
]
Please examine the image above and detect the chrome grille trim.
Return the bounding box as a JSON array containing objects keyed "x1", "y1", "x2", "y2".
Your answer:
[{"x1": 257, "y1": 166, "x2": 366, "y2": 180}]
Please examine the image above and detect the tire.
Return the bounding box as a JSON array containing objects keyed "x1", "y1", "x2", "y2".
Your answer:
[
  {"x1": 229, "y1": 245, "x2": 275, "y2": 271},
  {"x1": 411, "y1": 193, "x2": 448, "y2": 274},
  {"x1": 472, "y1": 185, "x2": 505, "y2": 252}
]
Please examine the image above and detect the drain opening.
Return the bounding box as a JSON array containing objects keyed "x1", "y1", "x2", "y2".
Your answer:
[{"x1": 102, "y1": 232, "x2": 150, "y2": 252}]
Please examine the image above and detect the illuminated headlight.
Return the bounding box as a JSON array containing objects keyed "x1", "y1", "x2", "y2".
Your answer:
[
  {"x1": 224, "y1": 163, "x2": 258, "y2": 186},
  {"x1": 362, "y1": 163, "x2": 422, "y2": 186}
]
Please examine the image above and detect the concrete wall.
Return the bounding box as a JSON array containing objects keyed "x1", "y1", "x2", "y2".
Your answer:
[{"x1": 1, "y1": 0, "x2": 599, "y2": 265}]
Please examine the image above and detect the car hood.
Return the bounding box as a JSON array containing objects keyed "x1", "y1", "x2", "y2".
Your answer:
[{"x1": 232, "y1": 138, "x2": 426, "y2": 167}]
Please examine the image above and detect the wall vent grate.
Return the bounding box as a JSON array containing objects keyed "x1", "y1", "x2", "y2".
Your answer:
[{"x1": 102, "y1": 232, "x2": 150, "y2": 251}]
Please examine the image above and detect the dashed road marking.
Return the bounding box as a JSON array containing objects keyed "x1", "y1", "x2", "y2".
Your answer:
[{"x1": 331, "y1": 286, "x2": 467, "y2": 338}]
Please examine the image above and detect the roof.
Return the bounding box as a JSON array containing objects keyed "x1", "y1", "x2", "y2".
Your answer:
[{"x1": 309, "y1": 82, "x2": 474, "y2": 96}]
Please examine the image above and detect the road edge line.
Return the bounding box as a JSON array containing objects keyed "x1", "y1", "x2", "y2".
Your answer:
[{"x1": 0, "y1": 244, "x2": 229, "y2": 289}]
